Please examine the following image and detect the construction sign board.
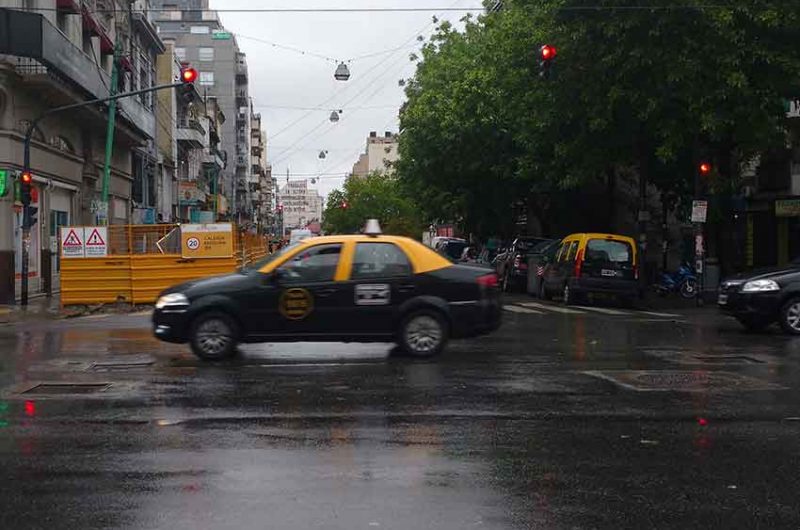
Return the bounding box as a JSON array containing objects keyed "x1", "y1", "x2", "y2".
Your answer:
[
  {"x1": 84, "y1": 227, "x2": 108, "y2": 257},
  {"x1": 61, "y1": 227, "x2": 85, "y2": 258},
  {"x1": 181, "y1": 223, "x2": 234, "y2": 259}
]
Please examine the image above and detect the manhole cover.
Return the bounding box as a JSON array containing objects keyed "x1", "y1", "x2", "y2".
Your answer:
[
  {"x1": 20, "y1": 382, "x2": 111, "y2": 395},
  {"x1": 89, "y1": 359, "x2": 155, "y2": 371},
  {"x1": 584, "y1": 370, "x2": 785, "y2": 392}
]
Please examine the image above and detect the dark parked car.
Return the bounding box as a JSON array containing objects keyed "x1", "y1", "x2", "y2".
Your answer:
[
  {"x1": 495, "y1": 237, "x2": 551, "y2": 292},
  {"x1": 435, "y1": 238, "x2": 469, "y2": 262},
  {"x1": 719, "y1": 262, "x2": 800, "y2": 333}
]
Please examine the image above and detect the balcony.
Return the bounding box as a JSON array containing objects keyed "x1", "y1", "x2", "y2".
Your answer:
[
  {"x1": 0, "y1": 8, "x2": 155, "y2": 138},
  {"x1": 176, "y1": 117, "x2": 206, "y2": 148},
  {"x1": 235, "y1": 59, "x2": 248, "y2": 81},
  {"x1": 203, "y1": 147, "x2": 225, "y2": 169}
]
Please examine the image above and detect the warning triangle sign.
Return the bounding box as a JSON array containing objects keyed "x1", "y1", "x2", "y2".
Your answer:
[
  {"x1": 63, "y1": 229, "x2": 83, "y2": 247},
  {"x1": 86, "y1": 228, "x2": 106, "y2": 246}
]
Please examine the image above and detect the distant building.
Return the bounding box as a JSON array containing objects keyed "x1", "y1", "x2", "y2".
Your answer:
[
  {"x1": 150, "y1": 0, "x2": 253, "y2": 223},
  {"x1": 351, "y1": 131, "x2": 399, "y2": 177},
  {"x1": 278, "y1": 180, "x2": 323, "y2": 234}
]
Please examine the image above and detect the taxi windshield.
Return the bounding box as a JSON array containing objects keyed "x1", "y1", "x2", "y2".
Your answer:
[{"x1": 247, "y1": 243, "x2": 301, "y2": 271}]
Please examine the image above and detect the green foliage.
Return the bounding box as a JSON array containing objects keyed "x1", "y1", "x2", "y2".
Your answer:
[
  {"x1": 398, "y1": 0, "x2": 800, "y2": 236},
  {"x1": 322, "y1": 172, "x2": 424, "y2": 237}
]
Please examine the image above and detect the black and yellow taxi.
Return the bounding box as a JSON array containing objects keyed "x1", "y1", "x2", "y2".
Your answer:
[{"x1": 152, "y1": 221, "x2": 502, "y2": 360}]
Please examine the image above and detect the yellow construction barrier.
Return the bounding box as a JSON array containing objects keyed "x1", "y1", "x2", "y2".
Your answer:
[
  {"x1": 130, "y1": 255, "x2": 237, "y2": 305},
  {"x1": 61, "y1": 257, "x2": 133, "y2": 305},
  {"x1": 60, "y1": 224, "x2": 269, "y2": 307}
]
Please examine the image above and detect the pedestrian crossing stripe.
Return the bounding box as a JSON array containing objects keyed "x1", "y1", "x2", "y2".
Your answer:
[
  {"x1": 572, "y1": 305, "x2": 629, "y2": 316},
  {"x1": 636, "y1": 310, "x2": 681, "y2": 318},
  {"x1": 518, "y1": 302, "x2": 585, "y2": 314},
  {"x1": 503, "y1": 305, "x2": 543, "y2": 314}
]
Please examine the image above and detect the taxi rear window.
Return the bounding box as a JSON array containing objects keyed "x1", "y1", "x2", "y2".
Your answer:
[{"x1": 585, "y1": 239, "x2": 633, "y2": 265}]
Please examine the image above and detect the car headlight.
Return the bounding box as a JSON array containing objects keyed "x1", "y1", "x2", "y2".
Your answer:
[
  {"x1": 155, "y1": 293, "x2": 189, "y2": 309},
  {"x1": 741, "y1": 279, "x2": 780, "y2": 293}
]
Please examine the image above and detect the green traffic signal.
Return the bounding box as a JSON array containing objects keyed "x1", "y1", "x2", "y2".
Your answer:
[{"x1": 0, "y1": 169, "x2": 7, "y2": 198}]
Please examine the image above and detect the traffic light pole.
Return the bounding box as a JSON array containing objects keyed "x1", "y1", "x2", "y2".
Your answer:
[{"x1": 19, "y1": 80, "x2": 185, "y2": 307}]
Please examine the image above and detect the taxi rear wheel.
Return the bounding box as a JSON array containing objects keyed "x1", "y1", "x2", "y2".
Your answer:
[
  {"x1": 399, "y1": 310, "x2": 448, "y2": 358},
  {"x1": 190, "y1": 311, "x2": 239, "y2": 360}
]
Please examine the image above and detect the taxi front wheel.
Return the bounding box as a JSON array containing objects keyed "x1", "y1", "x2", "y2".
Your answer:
[
  {"x1": 399, "y1": 310, "x2": 449, "y2": 358},
  {"x1": 190, "y1": 311, "x2": 239, "y2": 360}
]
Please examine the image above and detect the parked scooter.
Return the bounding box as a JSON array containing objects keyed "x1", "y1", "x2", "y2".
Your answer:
[{"x1": 654, "y1": 262, "x2": 698, "y2": 299}]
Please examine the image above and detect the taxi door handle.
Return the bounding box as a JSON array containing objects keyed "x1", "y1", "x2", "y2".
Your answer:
[
  {"x1": 398, "y1": 283, "x2": 415, "y2": 293},
  {"x1": 316, "y1": 288, "x2": 337, "y2": 297}
]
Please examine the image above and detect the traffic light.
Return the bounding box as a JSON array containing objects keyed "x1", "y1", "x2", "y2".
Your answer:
[
  {"x1": 178, "y1": 67, "x2": 198, "y2": 103},
  {"x1": 23, "y1": 206, "x2": 38, "y2": 229},
  {"x1": 341, "y1": 201, "x2": 349, "y2": 209},
  {"x1": 0, "y1": 169, "x2": 8, "y2": 198},
  {"x1": 538, "y1": 44, "x2": 557, "y2": 79},
  {"x1": 20, "y1": 171, "x2": 32, "y2": 206},
  {"x1": 698, "y1": 161, "x2": 712, "y2": 176}
]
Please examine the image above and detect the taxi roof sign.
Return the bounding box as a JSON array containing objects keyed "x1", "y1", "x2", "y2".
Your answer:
[{"x1": 364, "y1": 219, "x2": 382, "y2": 237}]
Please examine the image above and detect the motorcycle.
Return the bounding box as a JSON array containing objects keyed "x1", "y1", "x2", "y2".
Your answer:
[{"x1": 654, "y1": 262, "x2": 698, "y2": 299}]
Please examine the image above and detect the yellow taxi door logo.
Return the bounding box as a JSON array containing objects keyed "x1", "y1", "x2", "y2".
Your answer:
[{"x1": 280, "y1": 288, "x2": 314, "y2": 320}]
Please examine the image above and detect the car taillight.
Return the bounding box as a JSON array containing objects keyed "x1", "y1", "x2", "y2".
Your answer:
[
  {"x1": 477, "y1": 273, "x2": 498, "y2": 288},
  {"x1": 574, "y1": 249, "x2": 584, "y2": 278}
]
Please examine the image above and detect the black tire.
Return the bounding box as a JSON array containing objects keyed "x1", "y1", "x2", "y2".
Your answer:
[
  {"x1": 779, "y1": 298, "x2": 800, "y2": 335},
  {"x1": 398, "y1": 310, "x2": 449, "y2": 358},
  {"x1": 189, "y1": 311, "x2": 239, "y2": 360},
  {"x1": 737, "y1": 317, "x2": 771, "y2": 333}
]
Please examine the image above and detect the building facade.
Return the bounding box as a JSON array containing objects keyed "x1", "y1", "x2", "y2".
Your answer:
[
  {"x1": 0, "y1": 0, "x2": 163, "y2": 303},
  {"x1": 277, "y1": 179, "x2": 323, "y2": 234},
  {"x1": 150, "y1": 0, "x2": 252, "y2": 223},
  {"x1": 351, "y1": 131, "x2": 399, "y2": 177}
]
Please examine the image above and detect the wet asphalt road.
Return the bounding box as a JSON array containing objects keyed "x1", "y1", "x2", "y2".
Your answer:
[{"x1": 2, "y1": 297, "x2": 800, "y2": 529}]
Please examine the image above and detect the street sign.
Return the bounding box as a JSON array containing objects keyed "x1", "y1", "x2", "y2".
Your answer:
[
  {"x1": 181, "y1": 223, "x2": 233, "y2": 259},
  {"x1": 84, "y1": 227, "x2": 108, "y2": 257},
  {"x1": 691, "y1": 200, "x2": 708, "y2": 223},
  {"x1": 61, "y1": 227, "x2": 85, "y2": 258},
  {"x1": 775, "y1": 199, "x2": 800, "y2": 217}
]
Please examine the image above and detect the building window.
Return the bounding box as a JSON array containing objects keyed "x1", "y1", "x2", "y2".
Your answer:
[
  {"x1": 174, "y1": 47, "x2": 186, "y2": 61},
  {"x1": 166, "y1": 10, "x2": 181, "y2": 20},
  {"x1": 190, "y1": 26, "x2": 210, "y2": 34},
  {"x1": 198, "y1": 47, "x2": 214, "y2": 62},
  {"x1": 202, "y1": 10, "x2": 217, "y2": 21},
  {"x1": 199, "y1": 72, "x2": 214, "y2": 86}
]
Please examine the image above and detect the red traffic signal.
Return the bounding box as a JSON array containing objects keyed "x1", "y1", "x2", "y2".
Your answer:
[
  {"x1": 699, "y1": 162, "x2": 712, "y2": 175},
  {"x1": 20, "y1": 171, "x2": 32, "y2": 184},
  {"x1": 181, "y1": 68, "x2": 198, "y2": 84},
  {"x1": 540, "y1": 44, "x2": 557, "y2": 61},
  {"x1": 341, "y1": 201, "x2": 349, "y2": 209}
]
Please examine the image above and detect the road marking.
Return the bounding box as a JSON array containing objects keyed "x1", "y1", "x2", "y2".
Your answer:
[
  {"x1": 518, "y1": 302, "x2": 586, "y2": 314},
  {"x1": 572, "y1": 305, "x2": 631, "y2": 316},
  {"x1": 636, "y1": 310, "x2": 681, "y2": 318},
  {"x1": 504, "y1": 305, "x2": 543, "y2": 314}
]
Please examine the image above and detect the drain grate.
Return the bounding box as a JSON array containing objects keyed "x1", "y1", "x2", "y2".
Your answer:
[
  {"x1": 584, "y1": 370, "x2": 785, "y2": 392},
  {"x1": 643, "y1": 350, "x2": 767, "y2": 366},
  {"x1": 20, "y1": 382, "x2": 111, "y2": 395},
  {"x1": 89, "y1": 359, "x2": 155, "y2": 371}
]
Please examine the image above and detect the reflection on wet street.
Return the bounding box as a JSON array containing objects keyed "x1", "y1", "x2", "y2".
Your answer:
[{"x1": 2, "y1": 303, "x2": 800, "y2": 529}]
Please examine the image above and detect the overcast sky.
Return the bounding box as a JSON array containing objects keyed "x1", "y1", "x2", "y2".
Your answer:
[{"x1": 208, "y1": 0, "x2": 481, "y2": 198}]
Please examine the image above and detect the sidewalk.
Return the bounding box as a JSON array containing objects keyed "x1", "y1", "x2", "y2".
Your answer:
[{"x1": 0, "y1": 293, "x2": 63, "y2": 324}]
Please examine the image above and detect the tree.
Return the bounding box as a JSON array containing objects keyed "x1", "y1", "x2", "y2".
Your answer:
[
  {"x1": 322, "y1": 172, "x2": 424, "y2": 237},
  {"x1": 397, "y1": 1, "x2": 800, "y2": 238}
]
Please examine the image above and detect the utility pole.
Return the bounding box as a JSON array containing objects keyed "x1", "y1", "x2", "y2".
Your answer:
[{"x1": 99, "y1": 41, "x2": 121, "y2": 226}]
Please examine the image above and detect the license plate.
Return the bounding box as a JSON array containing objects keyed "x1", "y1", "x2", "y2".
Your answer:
[
  {"x1": 601, "y1": 269, "x2": 618, "y2": 277},
  {"x1": 718, "y1": 294, "x2": 728, "y2": 305}
]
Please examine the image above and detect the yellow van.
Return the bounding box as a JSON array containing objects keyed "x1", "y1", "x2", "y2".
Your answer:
[{"x1": 540, "y1": 233, "x2": 639, "y2": 305}]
